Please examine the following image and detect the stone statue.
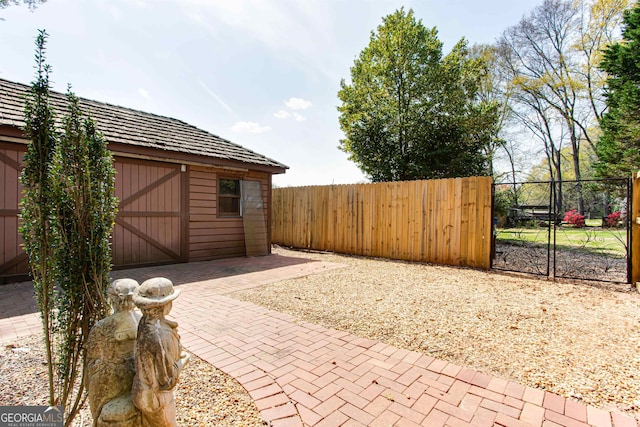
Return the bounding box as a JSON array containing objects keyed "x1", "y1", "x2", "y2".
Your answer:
[
  {"x1": 131, "y1": 277, "x2": 190, "y2": 427},
  {"x1": 85, "y1": 279, "x2": 142, "y2": 427}
]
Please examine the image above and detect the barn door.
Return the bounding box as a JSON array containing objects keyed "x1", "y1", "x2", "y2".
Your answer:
[
  {"x1": 241, "y1": 180, "x2": 268, "y2": 256},
  {"x1": 113, "y1": 159, "x2": 185, "y2": 267},
  {"x1": 0, "y1": 144, "x2": 28, "y2": 281}
]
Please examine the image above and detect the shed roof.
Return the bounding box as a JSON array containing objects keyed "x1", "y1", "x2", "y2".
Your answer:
[{"x1": 0, "y1": 78, "x2": 288, "y2": 172}]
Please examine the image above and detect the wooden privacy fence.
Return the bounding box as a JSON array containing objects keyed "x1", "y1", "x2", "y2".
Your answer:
[{"x1": 272, "y1": 176, "x2": 493, "y2": 269}]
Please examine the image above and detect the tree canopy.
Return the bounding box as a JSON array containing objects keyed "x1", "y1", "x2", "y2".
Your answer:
[
  {"x1": 595, "y1": 2, "x2": 640, "y2": 178},
  {"x1": 0, "y1": 0, "x2": 45, "y2": 9},
  {"x1": 337, "y1": 8, "x2": 498, "y2": 182}
]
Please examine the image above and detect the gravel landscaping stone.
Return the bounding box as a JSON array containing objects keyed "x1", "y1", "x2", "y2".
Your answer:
[{"x1": 0, "y1": 334, "x2": 265, "y2": 426}]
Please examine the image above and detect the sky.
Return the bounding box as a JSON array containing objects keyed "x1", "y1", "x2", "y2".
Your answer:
[{"x1": 0, "y1": 0, "x2": 541, "y2": 187}]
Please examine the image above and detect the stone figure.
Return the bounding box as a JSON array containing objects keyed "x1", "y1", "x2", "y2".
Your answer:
[
  {"x1": 131, "y1": 277, "x2": 190, "y2": 427},
  {"x1": 85, "y1": 279, "x2": 142, "y2": 427}
]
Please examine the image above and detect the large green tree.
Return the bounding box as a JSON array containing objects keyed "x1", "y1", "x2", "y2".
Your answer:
[
  {"x1": 596, "y1": 2, "x2": 640, "y2": 178},
  {"x1": 337, "y1": 8, "x2": 497, "y2": 182}
]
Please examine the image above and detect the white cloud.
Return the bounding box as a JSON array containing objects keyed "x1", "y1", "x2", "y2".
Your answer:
[
  {"x1": 285, "y1": 97, "x2": 312, "y2": 110},
  {"x1": 138, "y1": 88, "x2": 150, "y2": 99},
  {"x1": 231, "y1": 121, "x2": 271, "y2": 134},
  {"x1": 274, "y1": 110, "x2": 290, "y2": 119},
  {"x1": 273, "y1": 99, "x2": 310, "y2": 122}
]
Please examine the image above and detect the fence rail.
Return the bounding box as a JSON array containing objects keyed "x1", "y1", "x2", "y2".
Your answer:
[{"x1": 272, "y1": 177, "x2": 493, "y2": 269}]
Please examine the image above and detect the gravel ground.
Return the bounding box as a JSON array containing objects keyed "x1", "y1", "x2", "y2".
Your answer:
[
  {"x1": 0, "y1": 334, "x2": 265, "y2": 426},
  {"x1": 232, "y1": 246, "x2": 640, "y2": 419}
]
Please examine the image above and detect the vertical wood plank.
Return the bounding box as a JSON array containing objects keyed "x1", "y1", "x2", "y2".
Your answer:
[
  {"x1": 362, "y1": 184, "x2": 370, "y2": 256},
  {"x1": 334, "y1": 185, "x2": 341, "y2": 252},
  {"x1": 482, "y1": 176, "x2": 493, "y2": 269},
  {"x1": 298, "y1": 187, "x2": 303, "y2": 247},
  {"x1": 419, "y1": 181, "x2": 426, "y2": 261},
  {"x1": 632, "y1": 173, "x2": 640, "y2": 284},
  {"x1": 125, "y1": 162, "x2": 134, "y2": 264},
  {"x1": 401, "y1": 181, "x2": 410, "y2": 260},
  {"x1": 313, "y1": 186, "x2": 320, "y2": 249},
  {"x1": 389, "y1": 182, "x2": 396, "y2": 258},
  {"x1": 459, "y1": 178, "x2": 470, "y2": 266},
  {"x1": 375, "y1": 183, "x2": 381, "y2": 257},
  {"x1": 347, "y1": 185, "x2": 353, "y2": 254},
  {"x1": 445, "y1": 178, "x2": 454, "y2": 264},
  {"x1": 357, "y1": 184, "x2": 362, "y2": 255},
  {"x1": 433, "y1": 179, "x2": 443, "y2": 264},
  {"x1": 407, "y1": 180, "x2": 416, "y2": 260},
  {"x1": 347, "y1": 185, "x2": 353, "y2": 253},
  {"x1": 271, "y1": 189, "x2": 278, "y2": 243},
  {"x1": 385, "y1": 182, "x2": 392, "y2": 258},
  {"x1": 308, "y1": 186, "x2": 313, "y2": 248},
  {"x1": 286, "y1": 187, "x2": 293, "y2": 247},
  {"x1": 451, "y1": 178, "x2": 462, "y2": 266},
  {"x1": 475, "y1": 176, "x2": 490, "y2": 269},
  {"x1": 282, "y1": 187, "x2": 289, "y2": 245},
  {"x1": 181, "y1": 165, "x2": 189, "y2": 261},
  {"x1": 427, "y1": 180, "x2": 436, "y2": 263},
  {"x1": 467, "y1": 177, "x2": 478, "y2": 267}
]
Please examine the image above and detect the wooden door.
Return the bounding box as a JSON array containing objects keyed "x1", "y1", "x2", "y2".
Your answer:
[
  {"x1": 0, "y1": 143, "x2": 28, "y2": 280},
  {"x1": 113, "y1": 159, "x2": 185, "y2": 267}
]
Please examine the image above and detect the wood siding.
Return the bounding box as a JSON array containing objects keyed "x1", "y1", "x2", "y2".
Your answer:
[
  {"x1": 1, "y1": 148, "x2": 273, "y2": 282},
  {"x1": 272, "y1": 177, "x2": 493, "y2": 269},
  {"x1": 188, "y1": 166, "x2": 270, "y2": 261},
  {"x1": 0, "y1": 143, "x2": 27, "y2": 280}
]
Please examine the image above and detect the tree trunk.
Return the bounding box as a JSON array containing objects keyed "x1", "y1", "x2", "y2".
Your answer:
[
  {"x1": 570, "y1": 130, "x2": 585, "y2": 215},
  {"x1": 554, "y1": 148, "x2": 563, "y2": 222}
]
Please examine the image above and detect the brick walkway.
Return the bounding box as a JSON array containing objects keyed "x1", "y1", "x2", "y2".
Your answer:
[{"x1": 0, "y1": 253, "x2": 637, "y2": 427}]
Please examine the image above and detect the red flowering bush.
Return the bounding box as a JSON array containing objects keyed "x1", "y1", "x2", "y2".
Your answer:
[
  {"x1": 604, "y1": 211, "x2": 622, "y2": 227},
  {"x1": 563, "y1": 209, "x2": 585, "y2": 228}
]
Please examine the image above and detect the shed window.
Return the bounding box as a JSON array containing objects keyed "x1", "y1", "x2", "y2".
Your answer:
[{"x1": 219, "y1": 178, "x2": 241, "y2": 216}]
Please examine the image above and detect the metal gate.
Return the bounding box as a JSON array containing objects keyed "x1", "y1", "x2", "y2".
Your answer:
[{"x1": 491, "y1": 178, "x2": 632, "y2": 283}]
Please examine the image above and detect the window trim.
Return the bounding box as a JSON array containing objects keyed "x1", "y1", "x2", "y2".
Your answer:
[{"x1": 218, "y1": 177, "x2": 242, "y2": 217}]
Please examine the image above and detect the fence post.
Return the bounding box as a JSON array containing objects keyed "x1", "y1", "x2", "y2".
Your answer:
[{"x1": 632, "y1": 172, "x2": 640, "y2": 287}]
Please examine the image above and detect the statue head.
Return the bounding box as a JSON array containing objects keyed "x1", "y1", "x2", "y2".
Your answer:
[
  {"x1": 109, "y1": 279, "x2": 139, "y2": 312},
  {"x1": 133, "y1": 277, "x2": 180, "y2": 316}
]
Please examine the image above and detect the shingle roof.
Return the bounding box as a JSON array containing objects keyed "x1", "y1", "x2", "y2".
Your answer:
[{"x1": 0, "y1": 78, "x2": 287, "y2": 171}]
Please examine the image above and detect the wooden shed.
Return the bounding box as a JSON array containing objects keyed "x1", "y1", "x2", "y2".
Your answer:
[{"x1": 0, "y1": 78, "x2": 288, "y2": 283}]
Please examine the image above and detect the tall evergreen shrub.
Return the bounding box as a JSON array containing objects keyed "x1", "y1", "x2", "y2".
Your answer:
[{"x1": 20, "y1": 30, "x2": 118, "y2": 425}]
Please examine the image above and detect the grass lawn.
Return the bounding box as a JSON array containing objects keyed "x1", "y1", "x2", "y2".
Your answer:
[{"x1": 496, "y1": 225, "x2": 628, "y2": 257}]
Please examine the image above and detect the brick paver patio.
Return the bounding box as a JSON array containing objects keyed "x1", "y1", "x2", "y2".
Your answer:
[{"x1": 1, "y1": 252, "x2": 637, "y2": 427}]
